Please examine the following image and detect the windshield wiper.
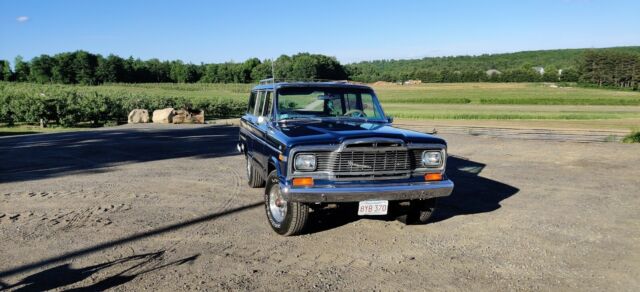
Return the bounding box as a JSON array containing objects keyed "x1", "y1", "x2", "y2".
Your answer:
[
  {"x1": 326, "y1": 116, "x2": 386, "y2": 123},
  {"x1": 277, "y1": 117, "x2": 323, "y2": 123}
]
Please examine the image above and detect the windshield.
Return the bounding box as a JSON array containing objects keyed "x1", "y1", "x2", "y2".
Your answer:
[{"x1": 276, "y1": 87, "x2": 385, "y2": 121}]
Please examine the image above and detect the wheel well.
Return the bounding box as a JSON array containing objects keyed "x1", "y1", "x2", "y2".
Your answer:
[{"x1": 267, "y1": 160, "x2": 276, "y2": 176}]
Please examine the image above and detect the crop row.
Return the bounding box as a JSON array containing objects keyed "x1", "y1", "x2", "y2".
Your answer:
[{"x1": 0, "y1": 83, "x2": 245, "y2": 126}]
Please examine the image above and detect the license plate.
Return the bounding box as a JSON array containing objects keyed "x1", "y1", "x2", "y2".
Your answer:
[{"x1": 358, "y1": 200, "x2": 388, "y2": 216}]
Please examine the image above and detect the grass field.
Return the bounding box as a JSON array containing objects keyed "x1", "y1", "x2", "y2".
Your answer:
[
  {"x1": 374, "y1": 83, "x2": 640, "y2": 105},
  {"x1": 1, "y1": 82, "x2": 639, "y2": 131},
  {"x1": 371, "y1": 83, "x2": 640, "y2": 130},
  {"x1": 95, "y1": 83, "x2": 253, "y2": 100}
]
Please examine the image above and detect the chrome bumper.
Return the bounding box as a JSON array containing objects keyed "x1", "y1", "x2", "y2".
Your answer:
[{"x1": 280, "y1": 179, "x2": 454, "y2": 203}]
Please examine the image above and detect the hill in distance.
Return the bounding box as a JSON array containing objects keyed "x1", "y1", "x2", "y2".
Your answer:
[{"x1": 345, "y1": 46, "x2": 640, "y2": 82}]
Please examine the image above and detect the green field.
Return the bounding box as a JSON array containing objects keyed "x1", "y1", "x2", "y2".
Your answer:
[
  {"x1": 374, "y1": 83, "x2": 640, "y2": 105},
  {"x1": 1, "y1": 82, "x2": 640, "y2": 131},
  {"x1": 371, "y1": 83, "x2": 640, "y2": 129}
]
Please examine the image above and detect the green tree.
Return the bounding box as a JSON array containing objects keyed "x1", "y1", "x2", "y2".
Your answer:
[
  {"x1": 543, "y1": 65, "x2": 559, "y2": 82},
  {"x1": 51, "y1": 52, "x2": 76, "y2": 84},
  {"x1": 96, "y1": 55, "x2": 126, "y2": 83},
  {"x1": 146, "y1": 58, "x2": 171, "y2": 82},
  {"x1": 29, "y1": 54, "x2": 56, "y2": 83},
  {"x1": 13, "y1": 56, "x2": 30, "y2": 82},
  {"x1": 559, "y1": 68, "x2": 579, "y2": 82},
  {"x1": 0, "y1": 60, "x2": 12, "y2": 81},
  {"x1": 74, "y1": 51, "x2": 99, "y2": 85},
  {"x1": 169, "y1": 61, "x2": 200, "y2": 83},
  {"x1": 240, "y1": 58, "x2": 261, "y2": 82},
  {"x1": 250, "y1": 60, "x2": 273, "y2": 81}
]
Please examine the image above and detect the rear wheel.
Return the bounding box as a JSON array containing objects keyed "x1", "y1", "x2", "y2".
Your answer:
[
  {"x1": 265, "y1": 171, "x2": 309, "y2": 236},
  {"x1": 397, "y1": 198, "x2": 437, "y2": 225},
  {"x1": 246, "y1": 157, "x2": 264, "y2": 188}
]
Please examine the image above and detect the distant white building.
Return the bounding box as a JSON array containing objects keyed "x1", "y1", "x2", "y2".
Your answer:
[
  {"x1": 403, "y1": 79, "x2": 422, "y2": 85},
  {"x1": 485, "y1": 69, "x2": 502, "y2": 77},
  {"x1": 532, "y1": 66, "x2": 545, "y2": 75}
]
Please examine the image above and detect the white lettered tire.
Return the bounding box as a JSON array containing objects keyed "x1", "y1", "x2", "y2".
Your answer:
[{"x1": 264, "y1": 170, "x2": 309, "y2": 236}]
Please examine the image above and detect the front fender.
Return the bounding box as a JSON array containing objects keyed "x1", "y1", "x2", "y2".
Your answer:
[{"x1": 268, "y1": 156, "x2": 286, "y2": 183}]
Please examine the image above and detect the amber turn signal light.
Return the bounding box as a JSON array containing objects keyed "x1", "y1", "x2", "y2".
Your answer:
[
  {"x1": 292, "y1": 177, "x2": 314, "y2": 187},
  {"x1": 424, "y1": 173, "x2": 443, "y2": 181}
]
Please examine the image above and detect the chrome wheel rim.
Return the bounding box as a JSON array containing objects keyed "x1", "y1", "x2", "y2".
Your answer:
[{"x1": 268, "y1": 185, "x2": 287, "y2": 224}]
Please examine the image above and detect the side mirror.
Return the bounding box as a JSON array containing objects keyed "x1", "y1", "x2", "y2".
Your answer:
[{"x1": 386, "y1": 116, "x2": 394, "y2": 123}]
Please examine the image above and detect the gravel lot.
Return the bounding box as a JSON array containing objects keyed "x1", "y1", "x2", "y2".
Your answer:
[{"x1": 1, "y1": 123, "x2": 639, "y2": 291}]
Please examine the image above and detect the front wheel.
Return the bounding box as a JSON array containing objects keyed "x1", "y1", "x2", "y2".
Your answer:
[{"x1": 264, "y1": 171, "x2": 309, "y2": 236}]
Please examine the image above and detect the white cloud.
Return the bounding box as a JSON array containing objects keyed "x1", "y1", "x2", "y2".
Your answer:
[{"x1": 16, "y1": 16, "x2": 29, "y2": 23}]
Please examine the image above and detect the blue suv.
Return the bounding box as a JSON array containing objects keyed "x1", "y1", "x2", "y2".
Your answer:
[{"x1": 238, "y1": 80, "x2": 454, "y2": 235}]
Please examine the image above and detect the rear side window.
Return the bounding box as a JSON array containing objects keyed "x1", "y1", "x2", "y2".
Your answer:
[{"x1": 247, "y1": 91, "x2": 256, "y2": 114}]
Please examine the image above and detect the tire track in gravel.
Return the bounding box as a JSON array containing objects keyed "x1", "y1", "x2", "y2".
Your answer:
[
  {"x1": 139, "y1": 161, "x2": 246, "y2": 260},
  {"x1": 0, "y1": 191, "x2": 127, "y2": 228}
]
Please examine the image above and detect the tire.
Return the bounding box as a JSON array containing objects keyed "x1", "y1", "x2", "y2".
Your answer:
[
  {"x1": 246, "y1": 156, "x2": 264, "y2": 188},
  {"x1": 397, "y1": 198, "x2": 437, "y2": 225},
  {"x1": 264, "y1": 170, "x2": 309, "y2": 236}
]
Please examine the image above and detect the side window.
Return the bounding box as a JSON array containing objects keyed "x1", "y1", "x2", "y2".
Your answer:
[
  {"x1": 263, "y1": 91, "x2": 273, "y2": 117},
  {"x1": 254, "y1": 91, "x2": 265, "y2": 116},
  {"x1": 247, "y1": 91, "x2": 256, "y2": 115},
  {"x1": 361, "y1": 93, "x2": 382, "y2": 118}
]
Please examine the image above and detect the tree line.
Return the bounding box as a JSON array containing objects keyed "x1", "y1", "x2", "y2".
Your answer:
[
  {"x1": 1, "y1": 47, "x2": 639, "y2": 89},
  {"x1": 0, "y1": 52, "x2": 345, "y2": 85},
  {"x1": 579, "y1": 50, "x2": 640, "y2": 89},
  {"x1": 345, "y1": 47, "x2": 640, "y2": 87}
]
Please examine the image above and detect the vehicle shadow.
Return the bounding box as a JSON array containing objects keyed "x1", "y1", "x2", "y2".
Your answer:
[
  {"x1": 0, "y1": 125, "x2": 241, "y2": 184},
  {"x1": 304, "y1": 156, "x2": 519, "y2": 233},
  {"x1": 0, "y1": 201, "x2": 262, "y2": 288},
  {"x1": 430, "y1": 156, "x2": 519, "y2": 223},
  {"x1": 1, "y1": 251, "x2": 199, "y2": 292}
]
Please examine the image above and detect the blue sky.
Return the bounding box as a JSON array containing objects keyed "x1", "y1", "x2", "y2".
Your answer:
[{"x1": 1, "y1": 0, "x2": 639, "y2": 64}]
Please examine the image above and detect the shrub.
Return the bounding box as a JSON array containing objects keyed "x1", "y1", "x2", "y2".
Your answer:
[
  {"x1": 622, "y1": 130, "x2": 640, "y2": 143},
  {"x1": 0, "y1": 82, "x2": 246, "y2": 126}
]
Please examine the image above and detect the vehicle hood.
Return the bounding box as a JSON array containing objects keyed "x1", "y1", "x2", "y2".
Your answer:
[{"x1": 272, "y1": 120, "x2": 446, "y2": 148}]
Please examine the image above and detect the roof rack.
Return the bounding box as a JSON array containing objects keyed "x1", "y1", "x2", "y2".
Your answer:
[{"x1": 259, "y1": 78, "x2": 351, "y2": 85}]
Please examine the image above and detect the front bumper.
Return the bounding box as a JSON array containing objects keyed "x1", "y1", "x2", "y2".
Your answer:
[{"x1": 280, "y1": 179, "x2": 454, "y2": 203}]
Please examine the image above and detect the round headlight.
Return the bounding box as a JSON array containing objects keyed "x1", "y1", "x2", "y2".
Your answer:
[
  {"x1": 294, "y1": 154, "x2": 316, "y2": 171},
  {"x1": 421, "y1": 151, "x2": 442, "y2": 167}
]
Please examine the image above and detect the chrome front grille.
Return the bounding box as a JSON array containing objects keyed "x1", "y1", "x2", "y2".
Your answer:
[
  {"x1": 289, "y1": 138, "x2": 446, "y2": 181},
  {"x1": 315, "y1": 150, "x2": 411, "y2": 176},
  {"x1": 411, "y1": 149, "x2": 424, "y2": 169}
]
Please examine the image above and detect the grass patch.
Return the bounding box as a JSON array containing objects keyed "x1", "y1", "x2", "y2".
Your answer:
[
  {"x1": 386, "y1": 111, "x2": 634, "y2": 120},
  {"x1": 603, "y1": 135, "x2": 620, "y2": 142},
  {"x1": 622, "y1": 130, "x2": 640, "y2": 143},
  {"x1": 480, "y1": 98, "x2": 640, "y2": 105},
  {"x1": 386, "y1": 97, "x2": 471, "y2": 104},
  {"x1": 374, "y1": 82, "x2": 640, "y2": 106},
  {"x1": 0, "y1": 124, "x2": 88, "y2": 137}
]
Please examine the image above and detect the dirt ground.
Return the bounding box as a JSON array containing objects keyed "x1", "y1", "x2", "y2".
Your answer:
[{"x1": 1, "y1": 123, "x2": 639, "y2": 291}]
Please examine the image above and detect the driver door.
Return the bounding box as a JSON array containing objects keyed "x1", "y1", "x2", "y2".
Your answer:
[{"x1": 253, "y1": 91, "x2": 273, "y2": 171}]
